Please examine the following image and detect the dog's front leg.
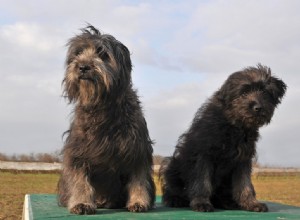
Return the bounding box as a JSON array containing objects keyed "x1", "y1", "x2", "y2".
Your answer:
[
  {"x1": 67, "y1": 168, "x2": 96, "y2": 215},
  {"x1": 188, "y1": 158, "x2": 214, "y2": 212},
  {"x1": 232, "y1": 161, "x2": 268, "y2": 212},
  {"x1": 126, "y1": 169, "x2": 154, "y2": 212}
]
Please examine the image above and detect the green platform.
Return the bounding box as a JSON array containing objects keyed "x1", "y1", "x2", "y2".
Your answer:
[{"x1": 23, "y1": 194, "x2": 300, "y2": 220}]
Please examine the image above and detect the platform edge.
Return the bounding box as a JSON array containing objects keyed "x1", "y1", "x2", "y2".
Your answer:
[{"x1": 22, "y1": 194, "x2": 33, "y2": 220}]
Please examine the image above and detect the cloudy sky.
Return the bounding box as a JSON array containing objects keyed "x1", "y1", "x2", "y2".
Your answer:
[{"x1": 0, "y1": 0, "x2": 299, "y2": 167}]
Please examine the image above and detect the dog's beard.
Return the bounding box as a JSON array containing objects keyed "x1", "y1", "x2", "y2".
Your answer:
[
  {"x1": 64, "y1": 66, "x2": 112, "y2": 106},
  {"x1": 240, "y1": 113, "x2": 270, "y2": 127},
  {"x1": 227, "y1": 112, "x2": 269, "y2": 128},
  {"x1": 78, "y1": 77, "x2": 101, "y2": 105},
  {"x1": 78, "y1": 70, "x2": 97, "y2": 81}
]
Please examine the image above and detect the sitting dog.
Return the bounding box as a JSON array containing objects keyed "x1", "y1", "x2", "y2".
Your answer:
[
  {"x1": 160, "y1": 64, "x2": 286, "y2": 212},
  {"x1": 58, "y1": 25, "x2": 155, "y2": 215}
]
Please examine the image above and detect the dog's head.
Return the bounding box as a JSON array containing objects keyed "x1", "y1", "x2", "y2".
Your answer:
[
  {"x1": 63, "y1": 25, "x2": 132, "y2": 106},
  {"x1": 216, "y1": 64, "x2": 287, "y2": 128}
]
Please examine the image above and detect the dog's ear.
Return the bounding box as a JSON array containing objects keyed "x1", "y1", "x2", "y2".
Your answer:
[
  {"x1": 214, "y1": 86, "x2": 231, "y2": 107},
  {"x1": 267, "y1": 76, "x2": 287, "y2": 105},
  {"x1": 214, "y1": 74, "x2": 240, "y2": 106},
  {"x1": 96, "y1": 46, "x2": 110, "y2": 61},
  {"x1": 116, "y1": 44, "x2": 132, "y2": 72},
  {"x1": 112, "y1": 43, "x2": 132, "y2": 84}
]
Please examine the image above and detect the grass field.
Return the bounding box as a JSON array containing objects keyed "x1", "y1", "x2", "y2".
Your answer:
[{"x1": 0, "y1": 171, "x2": 299, "y2": 220}]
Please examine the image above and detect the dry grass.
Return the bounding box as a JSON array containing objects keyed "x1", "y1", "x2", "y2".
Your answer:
[
  {"x1": 253, "y1": 174, "x2": 300, "y2": 206},
  {"x1": 0, "y1": 171, "x2": 59, "y2": 220},
  {"x1": 0, "y1": 171, "x2": 299, "y2": 220}
]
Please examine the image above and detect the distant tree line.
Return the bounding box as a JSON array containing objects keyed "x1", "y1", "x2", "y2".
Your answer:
[
  {"x1": 0, "y1": 152, "x2": 165, "y2": 165},
  {"x1": 0, "y1": 151, "x2": 62, "y2": 163}
]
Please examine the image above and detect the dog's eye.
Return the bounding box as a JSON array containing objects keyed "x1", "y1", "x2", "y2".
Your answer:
[
  {"x1": 96, "y1": 47, "x2": 110, "y2": 61},
  {"x1": 240, "y1": 85, "x2": 251, "y2": 95},
  {"x1": 75, "y1": 49, "x2": 83, "y2": 56},
  {"x1": 263, "y1": 90, "x2": 276, "y2": 103},
  {"x1": 96, "y1": 46, "x2": 103, "y2": 55}
]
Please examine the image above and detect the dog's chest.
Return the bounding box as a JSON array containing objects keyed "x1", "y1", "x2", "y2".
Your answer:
[{"x1": 215, "y1": 131, "x2": 257, "y2": 163}]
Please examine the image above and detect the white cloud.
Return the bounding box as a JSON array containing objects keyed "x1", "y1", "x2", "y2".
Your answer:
[
  {"x1": 165, "y1": 0, "x2": 300, "y2": 74},
  {"x1": 0, "y1": 22, "x2": 62, "y2": 52},
  {"x1": 0, "y1": 22, "x2": 65, "y2": 97}
]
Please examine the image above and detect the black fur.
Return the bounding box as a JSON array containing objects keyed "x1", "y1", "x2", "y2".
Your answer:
[
  {"x1": 160, "y1": 64, "x2": 286, "y2": 212},
  {"x1": 58, "y1": 25, "x2": 155, "y2": 215}
]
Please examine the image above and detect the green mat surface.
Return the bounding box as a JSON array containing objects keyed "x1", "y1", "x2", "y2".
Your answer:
[{"x1": 23, "y1": 194, "x2": 300, "y2": 220}]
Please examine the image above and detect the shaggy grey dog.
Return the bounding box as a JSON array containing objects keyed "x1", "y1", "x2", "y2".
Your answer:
[
  {"x1": 58, "y1": 25, "x2": 155, "y2": 215},
  {"x1": 160, "y1": 65, "x2": 286, "y2": 212}
]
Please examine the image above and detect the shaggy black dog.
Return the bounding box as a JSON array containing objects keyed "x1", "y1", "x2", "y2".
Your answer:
[
  {"x1": 160, "y1": 64, "x2": 286, "y2": 212},
  {"x1": 58, "y1": 25, "x2": 155, "y2": 215}
]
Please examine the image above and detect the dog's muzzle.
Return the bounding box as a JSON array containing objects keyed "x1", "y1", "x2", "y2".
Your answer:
[
  {"x1": 79, "y1": 65, "x2": 91, "y2": 74},
  {"x1": 78, "y1": 65, "x2": 94, "y2": 81}
]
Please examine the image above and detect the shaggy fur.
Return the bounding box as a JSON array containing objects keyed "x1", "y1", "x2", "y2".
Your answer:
[
  {"x1": 58, "y1": 25, "x2": 155, "y2": 215},
  {"x1": 160, "y1": 64, "x2": 286, "y2": 212}
]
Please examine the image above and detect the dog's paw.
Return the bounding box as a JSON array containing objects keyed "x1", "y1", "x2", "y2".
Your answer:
[
  {"x1": 127, "y1": 203, "x2": 148, "y2": 212},
  {"x1": 246, "y1": 202, "x2": 268, "y2": 212},
  {"x1": 70, "y1": 203, "x2": 96, "y2": 215},
  {"x1": 190, "y1": 201, "x2": 214, "y2": 212}
]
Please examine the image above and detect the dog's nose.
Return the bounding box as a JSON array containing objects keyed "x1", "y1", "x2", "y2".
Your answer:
[
  {"x1": 79, "y1": 65, "x2": 91, "y2": 74},
  {"x1": 253, "y1": 103, "x2": 262, "y2": 112}
]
